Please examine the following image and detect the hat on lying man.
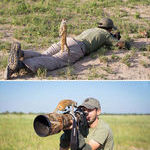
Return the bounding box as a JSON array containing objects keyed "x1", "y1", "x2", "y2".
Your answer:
[{"x1": 98, "y1": 18, "x2": 117, "y2": 30}]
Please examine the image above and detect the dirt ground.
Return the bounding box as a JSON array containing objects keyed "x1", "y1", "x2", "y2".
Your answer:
[
  {"x1": 45, "y1": 38, "x2": 150, "y2": 80},
  {"x1": 0, "y1": 37, "x2": 150, "y2": 80}
]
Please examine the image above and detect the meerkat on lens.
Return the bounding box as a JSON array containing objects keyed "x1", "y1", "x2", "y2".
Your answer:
[
  {"x1": 59, "y1": 19, "x2": 70, "y2": 55},
  {"x1": 54, "y1": 99, "x2": 77, "y2": 113}
]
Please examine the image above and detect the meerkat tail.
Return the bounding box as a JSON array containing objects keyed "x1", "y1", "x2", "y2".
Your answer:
[
  {"x1": 61, "y1": 44, "x2": 64, "y2": 53},
  {"x1": 65, "y1": 45, "x2": 70, "y2": 55}
]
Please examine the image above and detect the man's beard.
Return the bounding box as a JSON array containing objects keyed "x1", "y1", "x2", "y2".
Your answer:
[{"x1": 87, "y1": 115, "x2": 97, "y2": 125}]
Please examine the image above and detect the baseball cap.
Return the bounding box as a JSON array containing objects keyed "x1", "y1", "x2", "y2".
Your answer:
[
  {"x1": 79, "y1": 97, "x2": 101, "y2": 110},
  {"x1": 98, "y1": 18, "x2": 117, "y2": 30}
]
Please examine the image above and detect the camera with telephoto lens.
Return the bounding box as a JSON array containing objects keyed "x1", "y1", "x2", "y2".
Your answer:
[
  {"x1": 111, "y1": 32, "x2": 121, "y2": 40},
  {"x1": 33, "y1": 107, "x2": 88, "y2": 137}
]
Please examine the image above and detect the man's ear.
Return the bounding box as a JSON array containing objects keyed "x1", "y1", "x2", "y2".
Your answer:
[{"x1": 97, "y1": 109, "x2": 101, "y2": 115}]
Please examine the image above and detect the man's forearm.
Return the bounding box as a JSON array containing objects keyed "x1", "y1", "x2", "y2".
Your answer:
[{"x1": 78, "y1": 143, "x2": 92, "y2": 150}]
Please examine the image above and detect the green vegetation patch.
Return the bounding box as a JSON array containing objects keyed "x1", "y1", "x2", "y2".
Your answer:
[{"x1": 0, "y1": 114, "x2": 150, "y2": 150}]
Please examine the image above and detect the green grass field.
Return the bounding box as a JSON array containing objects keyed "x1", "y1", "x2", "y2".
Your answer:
[{"x1": 0, "y1": 114, "x2": 150, "y2": 150}]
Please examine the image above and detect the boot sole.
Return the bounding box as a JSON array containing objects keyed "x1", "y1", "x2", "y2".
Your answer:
[{"x1": 8, "y1": 42, "x2": 21, "y2": 70}]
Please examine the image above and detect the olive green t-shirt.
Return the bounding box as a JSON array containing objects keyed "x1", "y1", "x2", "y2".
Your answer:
[
  {"x1": 85, "y1": 118, "x2": 114, "y2": 150},
  {"x1": 75, "y1": 28, "x2": 118, "y2": 54}
]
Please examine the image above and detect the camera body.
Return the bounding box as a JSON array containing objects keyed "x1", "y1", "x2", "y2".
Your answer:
[
  {"x1": 33, "y1": 107, "x2": 88, "y2": 137},
  {"x1": 111, "y1": 32, "x2": 121, "y2": 40}
]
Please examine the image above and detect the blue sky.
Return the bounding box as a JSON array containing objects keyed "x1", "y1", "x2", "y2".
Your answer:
[{"x1": 0, "y1": 81, "x2": 150, "y2": 114}]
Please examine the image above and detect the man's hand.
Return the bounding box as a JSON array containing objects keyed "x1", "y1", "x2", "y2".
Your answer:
[
  {"x1": 116, "y1": 41, "x2": 125, "y2": 49},
  {"x1": 60, "y1": 130, "x2": 71, "y2": 149},
  {"x1": 114, "y1": 32, "x2": 121, "y2": 40},
  {"x1": 59, "y1": 120, "x2": 74, "y2": 150},
  {"x1": 88, "y1": 139, "x2": 101, "y2": 150},
  {"x1": 78, "y1": 131, "x2": 92, "y2": 150},
  {"x1": 65, "y1": 120, "x2": 73, "y2": 130}
]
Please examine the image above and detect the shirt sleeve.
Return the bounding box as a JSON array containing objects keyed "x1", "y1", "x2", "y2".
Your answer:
[
  {"x1": 92, "y1": 125, "x2": 109, "y2": 145},
  {"x1": 105, "y1": 33, "x2": 119, "y2": 46}
]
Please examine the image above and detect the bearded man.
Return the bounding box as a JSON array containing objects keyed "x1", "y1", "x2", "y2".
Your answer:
[{"x1": 60, "y1": 97, "x2": 114, "y2": 150}]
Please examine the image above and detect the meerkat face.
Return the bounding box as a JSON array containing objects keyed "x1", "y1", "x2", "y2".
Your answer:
[
  {"x1": 62, "y1": 19, "x2": 67, "y2": 25},
  {"x1": 58, "y1": 105, "x2": 62, "y2": 109}
]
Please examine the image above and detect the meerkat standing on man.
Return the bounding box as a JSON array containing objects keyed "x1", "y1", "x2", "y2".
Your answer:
[
  {"x1": 54, "y1": 99, "x2": 77, "y2": 113},
  {"x1": 59, "y1": 19, "x2": 70, "y2": 54}
]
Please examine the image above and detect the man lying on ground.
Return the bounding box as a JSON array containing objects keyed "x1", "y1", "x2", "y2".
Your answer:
[{"x1": 4, "y1": 18, "x2": 129, "y2": 80}]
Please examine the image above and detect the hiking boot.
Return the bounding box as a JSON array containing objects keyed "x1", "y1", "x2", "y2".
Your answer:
[
  {"x1": 4, "y1": 61, "x2": 28, "y2": 80},
  {"x1": 4, "y1": 66, "x2": 14, "y2": 80},
  {"x1": 8, "y1": 42, "x2": 22, "y2": 71},
  {"x1": 4, "y1": 42, "x2": 24, "y2": 80}
]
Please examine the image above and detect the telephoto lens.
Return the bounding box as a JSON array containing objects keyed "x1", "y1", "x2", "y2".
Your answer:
[{"x1": 33, "y1": 113, "x2": 72, "y2": 137}]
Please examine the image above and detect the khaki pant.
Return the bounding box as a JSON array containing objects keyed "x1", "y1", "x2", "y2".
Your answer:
[{"x1": 23, "y1": 37, "x2": 86, "y2": 72}]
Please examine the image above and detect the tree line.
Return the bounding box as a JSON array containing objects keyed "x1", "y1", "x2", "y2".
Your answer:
[{"x1": 0, "y1": 111, "x2": 150, "y2": 115}]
